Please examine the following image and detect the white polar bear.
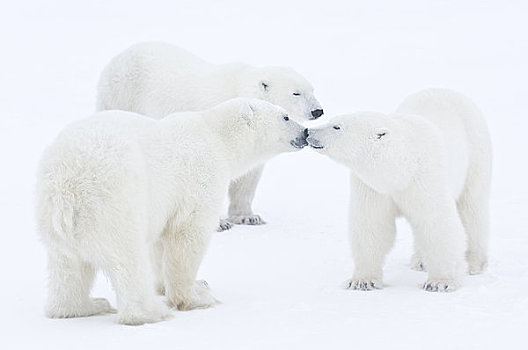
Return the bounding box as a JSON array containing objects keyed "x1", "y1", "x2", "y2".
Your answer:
[
  {"x1": 96, "y1": 42, "x2": 323, "y2": 229},
  {"x1": 36, "y1": 98, "x2": 307, "y2": 325},
  {"x1": 306, "y1": 89, "x2": 492, "y2": 292}
]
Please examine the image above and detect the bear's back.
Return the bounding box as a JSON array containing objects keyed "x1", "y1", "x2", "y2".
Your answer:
[
  {"x1": 97, "y1": 42, "x2": 215, "y2": 118},
  {"x1": 396, "y1": 89, "x2": 472, "y2": 198}
]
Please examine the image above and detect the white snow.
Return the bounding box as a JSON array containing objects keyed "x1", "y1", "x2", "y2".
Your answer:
[{"x1": 1, "y1": 1, "x2": 527, "y2": 349}]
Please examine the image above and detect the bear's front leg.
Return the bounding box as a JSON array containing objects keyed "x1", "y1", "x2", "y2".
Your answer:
[
  {"x1": 161, "y1": 217, "x2": 219, "y2": 310},
  {"x1": 345, "y1": 177, "x2": 397, "y2": 291},
  {"x1": 405, "y1": 194, "x2": 468, "y2": 292},
  {"x1": 227, "y1": 165, "x2": 266, "y2": 226}
]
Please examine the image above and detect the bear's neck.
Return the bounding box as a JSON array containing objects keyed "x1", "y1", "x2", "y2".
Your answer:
[
  {"x1": 207, "y1": 116, "x2": 269, "y2": 179},
  {"x1": 214, "y1": 63, "x2": 258, "y2": 100}
]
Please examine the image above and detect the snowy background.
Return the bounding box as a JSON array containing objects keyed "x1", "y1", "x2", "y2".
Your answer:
[{"x1": 1, "y1": 0, "x2": 527, "y2": 349}]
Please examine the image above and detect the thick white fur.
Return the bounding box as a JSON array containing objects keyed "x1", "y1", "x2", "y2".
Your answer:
[
  {"x1": 97, "y1": 42, "x2": 323, "y2": 228},
  {"x1": 37, "y1": 98, "x2": 306, "y2": 324},
  {"x1": 307, "y1": 89, "x2": 492, "y2": 292}
]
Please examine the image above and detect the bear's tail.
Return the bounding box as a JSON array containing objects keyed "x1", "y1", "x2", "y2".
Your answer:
[{"x1": 36, "y1": 162, "x2": 77, "y2": 243}]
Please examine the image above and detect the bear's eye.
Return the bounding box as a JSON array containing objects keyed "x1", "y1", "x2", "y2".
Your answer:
[
  {"x1": 376, "y1": 132, "x2": 386, "y2": 139},
  {"x1": 283, "y1": 115, "x2": 290, "y2": 121},
  {"x1": 293, "y1": 92, "x2": 301, "y2": 96},
  {"x1": 333, "y1": 125, "x2": 341, "y2": 130}
]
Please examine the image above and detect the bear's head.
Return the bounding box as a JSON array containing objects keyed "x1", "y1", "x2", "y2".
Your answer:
[
  {"x1": 247, "y1": 66, "x2": 323, "y2": 121},
  {"x1": 306, "y1": 112, "x2": 414, "y2": 193},
  {"x1": 212, "y1": 98, "x2": 308, "y2": 161}
]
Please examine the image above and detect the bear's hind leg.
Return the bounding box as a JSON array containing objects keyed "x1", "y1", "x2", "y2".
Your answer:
[
  {"x1": 406, "y1": 196, "x2": 467, "y2": 292},
  {"x1": 151, "y1": 240, "x2": 166, "y2": 295},
  {"x1": 457, "y1": 186, "x2": 490, "y2": 275},
  {"x1": 45, "y1": 249, "x2": 115, "y2": 319},
  {"x1": 227, "y1": 165, "x2": 265, "y2": 227},
  {"x1": 100, "y1": 224, "x2": 172, "y2": 325}
]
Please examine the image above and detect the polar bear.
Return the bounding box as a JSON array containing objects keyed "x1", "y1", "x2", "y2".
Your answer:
[
  {"x1": 96, "y1": 42, "x2": 323, "y2": 230},
  {"x1": 36, "y1": 98, "x2": 308, "y2": 325},
  {"x1": 306, "y1": 89, "x2": 492, "y2": 292}
]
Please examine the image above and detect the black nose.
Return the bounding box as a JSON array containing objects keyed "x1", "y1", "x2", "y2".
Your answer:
[
  {"x1": 311, "y1": 109, "x2": 324, "y2": 119},
  {"x1": 304, "y1": 128, "x2": 309, "y2": 138}
]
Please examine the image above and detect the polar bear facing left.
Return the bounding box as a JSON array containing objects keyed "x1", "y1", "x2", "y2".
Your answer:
[
  {"x1": 36, "y1": 98, "x2": 307, "y2": 325},
  {"x1": 96, "y1": 42, "x2": 323, "y2": 229},
  {"x1": 307, "y1": 89, "x2": 492, "y2": 292}
]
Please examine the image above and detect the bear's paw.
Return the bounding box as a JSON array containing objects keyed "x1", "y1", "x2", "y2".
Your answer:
[
  {"x1": 175, "y1": 280, "x2": 220, "y2": 311},
  {"x1": 466, "y1": 254, "x2": 488, "y2": 275},
  {"x1": 117, "y1": 299, "x2": 172, "y2": 325}
]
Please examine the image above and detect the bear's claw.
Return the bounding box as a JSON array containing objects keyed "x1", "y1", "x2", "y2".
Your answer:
[
  {"x1": 410, "y1": 253, "x2": 427, "y2": 271},
  {"x1": 345, "y1": 279, "x2": 383, "y2": 291},
  {"x1": 422, "y1": 279, "x2": 459, "y2": 292},
  {"x1": 228, "y1": 214, "x2": 266, "y2": 226},
  {"x1": 411, "y1": 260, "x2": 426, "y2": 272},
  {"x1": 217, "y1": 219, "x2": 233, "y2": 232}
]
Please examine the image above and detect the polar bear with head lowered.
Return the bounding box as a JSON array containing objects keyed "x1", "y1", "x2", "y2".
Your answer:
[
  {"x1": 37, "y1": 98, "x2": 308, "y2": 325},
  {"x1": 97, "y1": 42, "x2": 323, "y2": 229},
  {"x1": 307, "y1": 89, "x2": 491, "y2": 292}
]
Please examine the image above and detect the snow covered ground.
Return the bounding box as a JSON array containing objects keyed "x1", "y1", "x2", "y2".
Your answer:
[{"x1": 1, "y1": 1, "x2": 527, "y2": 349}]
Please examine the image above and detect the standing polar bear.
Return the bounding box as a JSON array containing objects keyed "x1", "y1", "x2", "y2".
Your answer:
[
  {"x1": 37, "y1": 98, "x2": 308, "y2": 325},
  {"x1": 307, "y1": 89, "x2": 491, "y2": 292},
  {"x1": 97, "y1": 42, "x2": 323, "y2": 229}
]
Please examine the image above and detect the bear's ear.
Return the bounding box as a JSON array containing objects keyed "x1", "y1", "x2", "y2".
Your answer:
[
  {"x1": 259, "y1": 80, "x2": 270, "y2": 92},
  {"x1": 372, "y1": 127, "x2": 390, "y2": 142},
  {"x1": 240, "y1": 101, "x2": 255, "y2": 121}
]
